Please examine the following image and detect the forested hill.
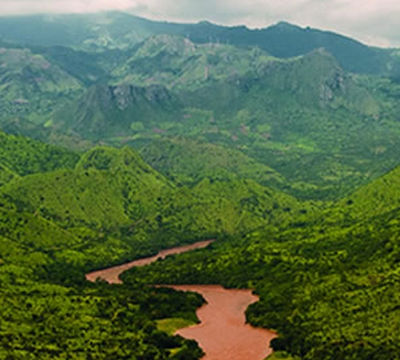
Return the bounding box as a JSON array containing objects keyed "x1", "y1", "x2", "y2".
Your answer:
[
  {"x1": 2, "y1": 20, "x2": 400, "y2": 201},
  {"x1": 2, "y1": 11, "x2": 400, "y2": 360},
  {"x1": 3, "y1": 126, "x2": 400, "y2": 359},
  {"x1": 0, "y1": 130, "x2": 307, "y2": 359},
  {"x1": 0, "y1": 130, "x2": 307, "y2": 274},
  {"x1": 48, "y1": 40, "x2": 400, "y2": 200},
  {"x1": 125, "y1": 161, "x2": 400, "y2": 360}
]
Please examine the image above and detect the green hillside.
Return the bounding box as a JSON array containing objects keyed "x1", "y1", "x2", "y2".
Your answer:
[
  {"x1": 0, "y1": 138, "x2": 304, "y2": 262},
  {"x1": 112, "y1": 35, "x2": 277, "y2": 91},
  {"x1": 0, "y1": 47, "x2": 83, "y2": 125},
  {"x1": 125, "y1": 164, "x2": 400, "y2": 360},
  {"x1": 52, "y1": 83, "x2": 183, "y2": 141},
  {"x1": 334, "y1": 164, "x2": 400, "y2": 222},
  {"x1": 2, "y1": 11, "x2": 400, "y2": 360},
  {"x1": 50, "y1": 44, "x2": 400, "y2": 200},
  {"x1": 30, "y1": 45, "x2": 129, "y2": 86},
  {"x1": 140, "y1": 137, "x2": 283, "y2": 187},
  {"x1": 0, "y1": 130, "x2": 79, "y2": 178},
  {"x1": 1, "y1": 146, "x2": 173, "y2": 229}
]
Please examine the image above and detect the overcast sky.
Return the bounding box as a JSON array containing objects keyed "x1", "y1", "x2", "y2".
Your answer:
[{"x1": 0, "y1": 0, "x2": 399, "y2": 47}]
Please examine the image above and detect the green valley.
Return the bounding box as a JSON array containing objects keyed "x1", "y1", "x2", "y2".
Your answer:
[{"x1": 1, "y1": 9, "x2": 400, "y2": 360}]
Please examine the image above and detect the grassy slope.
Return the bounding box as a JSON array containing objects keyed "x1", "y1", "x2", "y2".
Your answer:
[
  {"x1": 1, "y1": 145, "x2": 305, "y2": 243},
  {"x1": 332, "y1": 164, "x2": 400, "y2": 222},
  {"x1": 140, "y1": 137, "x2": 283, "y2": 187},
  {"x1": 0, "y1": 130, "x2": 80, "y2": 178}
]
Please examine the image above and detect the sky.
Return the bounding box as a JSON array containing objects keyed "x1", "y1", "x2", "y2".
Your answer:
[{"x1": 0, "y1": 0, "x2": 399, "y2": 47}]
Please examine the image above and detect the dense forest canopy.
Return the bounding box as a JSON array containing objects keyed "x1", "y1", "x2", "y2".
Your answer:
[{"x1": 1, "y1": 11, "x2": 400, "y2": 360}]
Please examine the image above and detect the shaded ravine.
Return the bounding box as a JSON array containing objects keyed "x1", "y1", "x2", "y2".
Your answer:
[{"x1": 86, "y1": 240, "x2": 276, "y2": 360}]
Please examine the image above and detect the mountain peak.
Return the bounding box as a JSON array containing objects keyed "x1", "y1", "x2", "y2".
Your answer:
[
  {"x1": 76, "y1": 146, "x2": 148, "y2": 173},
  {"x1": 198, "y1": 20, "x2": 214, "y2": 25},
  {"x1": 136, "y1": 34, "x2": 196, "y2": 57},
  {"x1": 270, "y1": 21, "x2": 302, "y2": 31}
]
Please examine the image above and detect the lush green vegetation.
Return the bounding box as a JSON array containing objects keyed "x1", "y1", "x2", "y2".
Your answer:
[
  {"x1": 44, "y1": 37, "x2": 400, "y2": 200},
  {"x1": 140, "y1": 137, "x2": 283, "y2": 187},
  {"x1": 111, "y1": 35, "x2": 278, "y2": 91},
  {"x1": 0, "y1": 133, "x2": 208, "y2": 359},
  {"x1": 0, "y1": 131, "x2": 79, "y2": 178},
  {"x1": 3, "y1": 25, "x2": 400, "y2": 201},
  {"x1": 0, "y1": 142, "x2": 304, "y2": 257},
  {"x1": 0, "y1": 47, "x2": 82, "y2": 125},
  {"x1": 267, "y1": 352, "x2": 299, "y2": 360},
  {"x1": 125, "y1": 132, "x2": 400, "y2": 359},
  {"x1": 3, "y1": 12, "x2": 400, "y2": 360},
  {"x1": 0, "y1": 128, "x2": 307, "y2": 359},
  {"x1": 125, "y1": 167, "x2": 400, "y2": 359},
  {"x1": 156, "y1": 318, "x2": 197, "y2": 336}
]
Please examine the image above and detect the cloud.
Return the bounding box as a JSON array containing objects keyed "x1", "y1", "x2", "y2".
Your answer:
[{"x1": 0, "y1": 0, "x2": 399, "y2": 47}]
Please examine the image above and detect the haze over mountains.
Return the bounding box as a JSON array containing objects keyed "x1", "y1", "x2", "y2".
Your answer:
[
  {"x1": 1, "y1": 11, "x2": 400, "y2": 360},
  {"x1": 2, "y1": 12, "x2": 400, "y2": 200}
]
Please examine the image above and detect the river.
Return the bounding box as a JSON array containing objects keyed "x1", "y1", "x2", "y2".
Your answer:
[{"x1": 85, "y1": 240, "x2": 276, "y2": 360}]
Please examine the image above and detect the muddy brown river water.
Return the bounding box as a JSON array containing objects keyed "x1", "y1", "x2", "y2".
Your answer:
[
  {"x1": 85, "y1": 240, "x2": 214, "y2": 284},
  {"x1": 85, "y1": 240, "x2": 276, "y2": 360}
]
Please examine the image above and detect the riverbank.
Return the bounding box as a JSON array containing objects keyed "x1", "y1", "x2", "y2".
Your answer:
[
  {"x1": 85, "y1": 240, "x2": 276, "y2": 360},
  {"x1": 85, "y1": 240, "x2": 214, "y2": 284},
  {"x1": 167, "y1": 285, "x2": 277, "y2": 360}
]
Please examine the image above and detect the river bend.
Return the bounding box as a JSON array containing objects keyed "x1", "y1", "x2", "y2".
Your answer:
[{"x1": 85, "y1": 240, "x2": 276, "y2": 360}]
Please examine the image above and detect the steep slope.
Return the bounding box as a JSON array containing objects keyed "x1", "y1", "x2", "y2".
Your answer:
[
  {"x1": 189, "y1": 177, "x2": 303, "y2": 234},
  {"x1": 29, "y1": 45, "x2": 128, "y2": 86},
  {"x1": 52, "y1": 83, "x2": 183, "y2": 141},
  {"x1": 180, "y1": 50, "x2": 398, "y2": 199},
  {"x1": 0, "y1": 130, "x2": 79, "y2": 179},
  {"x1": 126, "y1": 166, "x2": 400, "y2": 360},
  {"x1": 54, "y1": 46, "x2": 400, "y2": 200},
  {"x1": 334, "y1": 164, "x2": 400, "y2": 222},
  {"x1": 0, "y1": 47, "x2": 83, "y2": 125},
  {"x1": 112, "y1": 35, "x2": 276, "y2": 91},
  {"x1": 0, "y1": 12, "x2": 397, "y2": 76},
  {"x1": 1, "y1": 146, "x2": 173, "y2": 229},
  {"x1": 141, "y1": 137, "x2": 283, "y2": 187},
  {"x1": 0, "y1": 144, "x2": 304, "y2": 247}
]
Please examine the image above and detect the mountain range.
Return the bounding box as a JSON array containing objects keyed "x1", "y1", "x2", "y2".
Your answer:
[{"x1": 2, "y1": 11, "x2": 400, "y2": 360}]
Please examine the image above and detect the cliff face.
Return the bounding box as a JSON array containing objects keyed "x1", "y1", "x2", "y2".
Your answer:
[{"x1": 52, "y1": 83, "x2": 182, "y2": 139}]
